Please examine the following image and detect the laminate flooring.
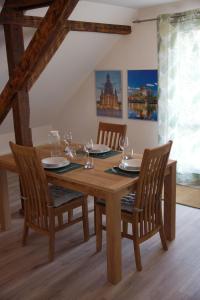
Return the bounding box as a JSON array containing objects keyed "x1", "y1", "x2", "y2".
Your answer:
[{"x1": 0, "y1": 173, "x2": 200, "y2": 300}]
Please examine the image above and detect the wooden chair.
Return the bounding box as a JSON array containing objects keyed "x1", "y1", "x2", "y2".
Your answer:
[
  {"x1": 10, "y1": 142, "x2": 89, "y2": 262},
  {"x1": 95, "y1": 141, "x2": 172, "y2": 271},
  {"x1": 94, "y1": 122, "x2": 127, "y2": 230},
  {"x1": 97, "y1": 122, "x2": 127, "y2": 150}
]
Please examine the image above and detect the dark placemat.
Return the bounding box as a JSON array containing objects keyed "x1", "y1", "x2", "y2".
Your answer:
[
  {"x1": 45, "y1": 163, "x2": 83, "y2": 174},
  {"x1": 105, "y1": 166, "x2": 139, "y2": 178},
  {"x1": 89, "y1": 150, "x2": 120, "y2": 159}
]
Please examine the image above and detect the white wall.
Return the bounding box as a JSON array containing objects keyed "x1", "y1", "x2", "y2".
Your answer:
[
  {"x1": 0, "y1": 125, "x2": 52, "y2": 154},
  {"x1": 57, "y1": 0, "x2": 200, "y2": 153}
]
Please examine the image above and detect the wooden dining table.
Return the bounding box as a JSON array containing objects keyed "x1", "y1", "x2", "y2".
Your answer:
[{"x1": 0, "y1": 144, "x2": 176, "y2": 285}]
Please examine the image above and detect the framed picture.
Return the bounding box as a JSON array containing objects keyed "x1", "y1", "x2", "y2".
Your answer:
[
  {"x1": 128, "y1": 70, "x2": 158, "y2": 121},
  {"x1": 95, "y1": 70, "x2": 122, "y2": 118}
]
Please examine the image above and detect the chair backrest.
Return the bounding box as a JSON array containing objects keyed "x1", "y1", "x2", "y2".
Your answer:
[
  {"x1": 134, "y1": 141, "x2": 173, "y2": 239},
  {"x1": 10, "y1": 142, "x2": 51, "y2": 230},
  {"x1": 97, "y1": 122, "x2": 127, "y2": 150}
]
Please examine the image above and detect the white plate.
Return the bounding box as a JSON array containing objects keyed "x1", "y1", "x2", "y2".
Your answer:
[
  {"x1": 42, "y1": 157, "x2": 70, "y2": 169},
  {"x1": 119, "y1": 158, "x2": 142, "y2": 172},
  {"x1": 89, "y1": 144, "x2": 111, "y2": 154}
]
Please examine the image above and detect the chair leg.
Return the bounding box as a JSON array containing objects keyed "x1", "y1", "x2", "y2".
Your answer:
[
  {"x1": 132, "y1": 224, "x2": 142, "y2": 271},
  {"x1": 95, "y1": 204, "x2": 102, "y2": 252},
  {"x1": 133, "y1": 240, "x2": 142, "y2": 271},
  {"x1": 48, "y1": 210, "x2": 55, "y2": 262},
  {"x1": 159, "y1": 224, "x2": 168, "y2": 251},
  {"x1": 94, "y1": 196, "x2": 97, "y2": 234},
  {"x1": 82, "y1": 197, "x2": 89, "y2": 241},
  {"x1": 68, "y1": 210, "x2": 73, "y2": 222},
  {"x1": 122, "y1": 221, "x2": 128, "y2": 236},
  {"x1": 22, "y1": 221, "x2": 29, "y2": 246}
]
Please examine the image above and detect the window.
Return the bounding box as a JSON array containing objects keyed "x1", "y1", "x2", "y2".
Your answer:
[{"x1": 158, "y1": 10, "x2": 200, "y2": 186}]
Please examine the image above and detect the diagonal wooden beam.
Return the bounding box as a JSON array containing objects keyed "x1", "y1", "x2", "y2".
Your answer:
[
  {"x1": 0, "y1": 14, "x2": 132, "y2": 35},
  {"x1": 28, "y1": 27, "x2": 68, "y2": 90},
  {"x1": 0, "y1": 0, "x2": 79, "y2": 124}
]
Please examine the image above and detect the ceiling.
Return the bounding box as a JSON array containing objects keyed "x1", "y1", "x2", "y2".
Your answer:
[{"x1": 84, "y1": 0, "x2": 181, "y2": 9}]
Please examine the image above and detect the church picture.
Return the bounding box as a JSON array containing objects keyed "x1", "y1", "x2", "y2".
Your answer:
[
  {"x1": 128, "y1": 70, "x2": 158, "y2": 121},
  {"x1": 95, "y1": 70, "x2": 122, "y2": 118}
]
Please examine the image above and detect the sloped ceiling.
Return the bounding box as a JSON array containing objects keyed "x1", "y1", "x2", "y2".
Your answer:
[
  {"x1": 0, "y1": 1, "x2": 137, "y2": 133},
  {"x1": 85, "y1": 0, "x2": 182, "y2": 9}
]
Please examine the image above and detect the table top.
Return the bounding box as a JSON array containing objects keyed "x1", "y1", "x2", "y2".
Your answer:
[{"x1": 0, "y1": 144, "x2": 176, "y2": 197}]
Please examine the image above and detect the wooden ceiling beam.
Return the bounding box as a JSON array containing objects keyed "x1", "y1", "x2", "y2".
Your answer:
[
  {"x1": 3, "y1": 8, "x2": 32, "y2": 146},
  {"x1": 0, "y1": 0, "x2": 79, "y2": 124},
  {"x1": 0, "y1": 14, "x2": 132, "y2": 35},
  {"x1": 0, "y1": 14, "x2": 42, "y2": 28},
  {"x1": 4, "y1": 0, "x2": 52, "y2": 10},
  {"x1": 66, "y1": 21, "x2": 131, "y2": 35}
]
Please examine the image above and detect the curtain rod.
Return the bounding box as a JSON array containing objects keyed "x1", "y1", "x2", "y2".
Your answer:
[
  {"x1": 132, "y1": 18, "x2": 158, "y2": 24},
  {"x1": 133, "y1": 12, "x2": 194, "y2": 24}
]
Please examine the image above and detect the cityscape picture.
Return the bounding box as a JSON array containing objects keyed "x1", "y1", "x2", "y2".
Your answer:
[
  {"x1": 128, "y1": 70, "x2": 158, "y2": 121},
  {"x1": 95, "y1": 70, "x2": 122, "y2": 118}
]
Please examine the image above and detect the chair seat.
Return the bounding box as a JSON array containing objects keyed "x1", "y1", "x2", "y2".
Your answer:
[
  {"x1": 49, "y1": 185, "x2": 84, "y2": 208},
  {"x1": 96, "y1": 193, "x2": 136, "y2": 213}
]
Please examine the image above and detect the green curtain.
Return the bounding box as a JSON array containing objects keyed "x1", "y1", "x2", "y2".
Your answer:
[{"x1": 158, "y1": 9, "x2": 200, "y2": 187}]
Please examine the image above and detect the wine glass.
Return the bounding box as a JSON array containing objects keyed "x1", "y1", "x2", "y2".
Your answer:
[
  {"x1": 63, "y1": 130, "x2": 73, "y2": 155},
  {"x1": 119, "y1": 136, "x2": 129, "y2": 159},
  {"x1": 84, "y1": 139, "x2": 94, "y2": 169},
  {"x1": 63, "y1": 130, "x2": 72, "y2": 146},
  {"x1": 119, "y1": 136, "x2": 129, "y2": 151},
  {"x1": 48, "y1": 130, "x2": 61, "y2": 157},
  {"x1": 124, "y1": 147, "x2": 134, "y2": 161}
]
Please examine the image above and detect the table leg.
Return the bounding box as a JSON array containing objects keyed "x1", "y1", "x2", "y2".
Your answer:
[
  {"x1": 106, "y1": 193, "x2": 122, "y2": 284},
  {"x1": 0, "y1": 170, "x2": 11, "y2": 231},
  {"x1": 164, "y1": 162, "x2": 176, "y2": 240}
]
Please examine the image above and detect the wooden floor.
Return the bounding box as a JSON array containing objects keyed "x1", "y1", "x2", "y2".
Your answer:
[{"x1": 1, "y1": 173, "x2": 200, "y2": 300}]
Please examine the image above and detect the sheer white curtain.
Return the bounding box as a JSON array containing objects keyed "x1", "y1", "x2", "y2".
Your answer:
[{"x1": 158, "y1": 10, "x2": 200, "y2": 186}]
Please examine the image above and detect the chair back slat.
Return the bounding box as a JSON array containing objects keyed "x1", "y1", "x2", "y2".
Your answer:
[
  {"x1": 134, "y1": 141, "x2": 172, "y2": 239},
  {"x1": 97, "y1": 122, "x2": 127, "y2": 150},
  {"x1": 10, "y1": 142, "x2": 51, "y2": 230}
]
